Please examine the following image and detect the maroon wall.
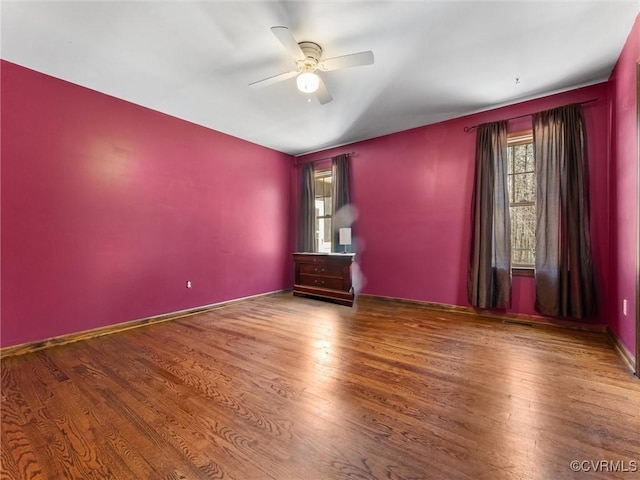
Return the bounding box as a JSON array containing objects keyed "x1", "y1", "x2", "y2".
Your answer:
[
  {"x1": 1, "y1": 61, "x2": 294, "y2": 348},
  {"x1": 609, "y1": 15, "x2": 640, "y2": 355},
  {"x1": 297, "y1": 83, "x2": 612, "y2": 325}
]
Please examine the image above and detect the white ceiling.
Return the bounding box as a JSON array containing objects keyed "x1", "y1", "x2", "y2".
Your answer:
[{"x1": 1, "y1": 1, "x2": 638, "y2": 156}]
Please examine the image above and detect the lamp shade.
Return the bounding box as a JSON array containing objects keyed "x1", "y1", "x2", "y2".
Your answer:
[
  {"x1": 339, "y1": 228, "x2": 352, "y2": 246},
  {"x1": 296, "y1": 72, "x2": 320, "y2": 93}
]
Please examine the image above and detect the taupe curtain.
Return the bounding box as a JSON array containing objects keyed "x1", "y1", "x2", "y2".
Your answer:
[
  {"x1": 298, "y1": 162, "x2": 316, "y2": 252},
  {"x1": 468, "y1": 121, "x2": 511, "y2": 309},
  {"x1": 331, "y1": 154, "x2": 352, "y2": 252},
  {"x1": 533, "y1": 104, "x2": 596, "y2": 318}
]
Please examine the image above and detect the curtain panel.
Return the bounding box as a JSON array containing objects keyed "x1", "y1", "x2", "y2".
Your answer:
[
  {"x1": 298, "y1": 162, "x2": 316, "y2": 252},
  {"x1": 468, "y1": 121, "x2": 511, "y2": 309},
  {"x1": 533, "y1": 104, "x2": 597, "y2": 318},
  {"x1": 331, "y1": 154, "x2": 352, "y2": 253}
]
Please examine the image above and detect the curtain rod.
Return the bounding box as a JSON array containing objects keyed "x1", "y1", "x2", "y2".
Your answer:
[
  {"x1": 295, "y1": 151, "x2": 356, "y2": 166},
  {"x1": 463, "y1": 98, "x2": 599, "y2": 133}
]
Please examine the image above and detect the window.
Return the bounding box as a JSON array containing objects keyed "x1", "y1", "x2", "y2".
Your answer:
[
  {"x1": 507, "y1": 131, "x2": 535, "y2": 269},
  {"x1": 314, "y1": 169, "x2": 332, "y2": 252}
]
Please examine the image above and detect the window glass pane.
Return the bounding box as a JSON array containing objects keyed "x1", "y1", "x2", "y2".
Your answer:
[
  {"x1": 314, "y1": 169, "x2": 332, "y2": 252},
  {"x1": 323, "y1": 218, "x2": 332, "y2": 243},
  {"x1": 317, "y1": 217, "x2": 332, "y2": 252},
  {"x1": 513, "y1": 172, "x2": 535, "y2": 203},
  {"x1": 510, "y1": 204, "x2": 536, "y2": 266},
  {"x1": 315, "y1": 174, "x2": 332, "y2": 197},
  {"x1": 323, "y1": 177, "x2": 331, "y2": 196},
  {"x1": 507, "y1": 132, "x2": 535, "y2": 268},
  {"x1": 514, "y1": 144, "x2": 527, "y2": 173}
]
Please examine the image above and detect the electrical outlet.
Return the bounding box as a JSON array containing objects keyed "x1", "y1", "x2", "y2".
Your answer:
[
  {"x1": 623, "y1": 299, "x2": 628, "y2": 316},
  {"x1": 186, "y1": 280, "x2": 192, "y2": 289}
]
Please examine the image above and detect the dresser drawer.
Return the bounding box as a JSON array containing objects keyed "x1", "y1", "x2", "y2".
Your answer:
[
  {"x1": 299, "y1": 274, "x2": 345, "y2": 290},
  {"x1": 299, "y1": 263, "x2": 343, "y2": 277}
]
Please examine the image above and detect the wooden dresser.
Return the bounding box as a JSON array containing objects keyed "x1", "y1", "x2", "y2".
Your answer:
[{"x1": 293, "y1": 253, "x2": 355, "y2": 306}]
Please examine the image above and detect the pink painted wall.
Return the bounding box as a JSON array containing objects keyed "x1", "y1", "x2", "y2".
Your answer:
[
  {"x1": 297, "y1": 83, "x2": 611, "y2": 325},
  {"x1": 1, "y1": 61, "x2": 294, "y2": 348},
  {"x1": 609, "y1": 14, "x2": 640, "y2": 355}
]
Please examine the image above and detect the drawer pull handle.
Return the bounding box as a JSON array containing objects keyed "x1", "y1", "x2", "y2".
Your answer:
[
  {"x1": 314, "y1": 268, "x2": 325, "y2": 273},
  {"x1": 314, "y1": 280, "x2": 325, "y2": 285}
]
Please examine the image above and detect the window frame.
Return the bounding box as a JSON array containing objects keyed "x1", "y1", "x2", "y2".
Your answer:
[
  {"x1": 507, "y1": 130, "x2": 535, "y2": 276},
  {"x1": 314, "y1": 168, "x2": 332, "y2": 253}
]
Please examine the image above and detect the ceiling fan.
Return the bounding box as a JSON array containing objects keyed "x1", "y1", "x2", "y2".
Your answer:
[{"x1": 249, "y1": 26, "x2": 374, "y2": 104}]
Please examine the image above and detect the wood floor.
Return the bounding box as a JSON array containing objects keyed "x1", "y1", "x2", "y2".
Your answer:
[{"x1": 1, "y1": 294, "x2": 639, "y2": 480}]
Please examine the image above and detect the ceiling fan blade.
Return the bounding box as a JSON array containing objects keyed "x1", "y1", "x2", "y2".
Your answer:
[
  {"x1": 315, "y1": 76, "x2": 333, "y2": 104},
  {"x1": 249, "y1": 70, "x2": 298, "y2": 88},
  {"x1": 271, "y1": 26, "x2": 305, "y2": 61},
  {"x1": 320, "y1": 51, "x2": 374, "y2": 72}
]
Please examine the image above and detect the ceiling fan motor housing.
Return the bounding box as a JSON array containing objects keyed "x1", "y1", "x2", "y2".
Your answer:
[{"x1": 297, "y1": 42, "x2": 322, "y2": 72}]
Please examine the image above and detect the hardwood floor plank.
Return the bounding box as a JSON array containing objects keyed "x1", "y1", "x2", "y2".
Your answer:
[{"x1": 2, "y1": 294, "x2": 639, "y2": 479}]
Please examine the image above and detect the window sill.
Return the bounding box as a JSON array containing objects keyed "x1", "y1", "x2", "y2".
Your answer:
[{"x1": 512, "y1": 267, "x2": 534, "y2": 277}]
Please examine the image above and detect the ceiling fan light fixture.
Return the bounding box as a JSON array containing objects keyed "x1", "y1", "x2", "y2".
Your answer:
[{"x1": 296, "y1": 72, "x2": 320, "y2": 93}]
